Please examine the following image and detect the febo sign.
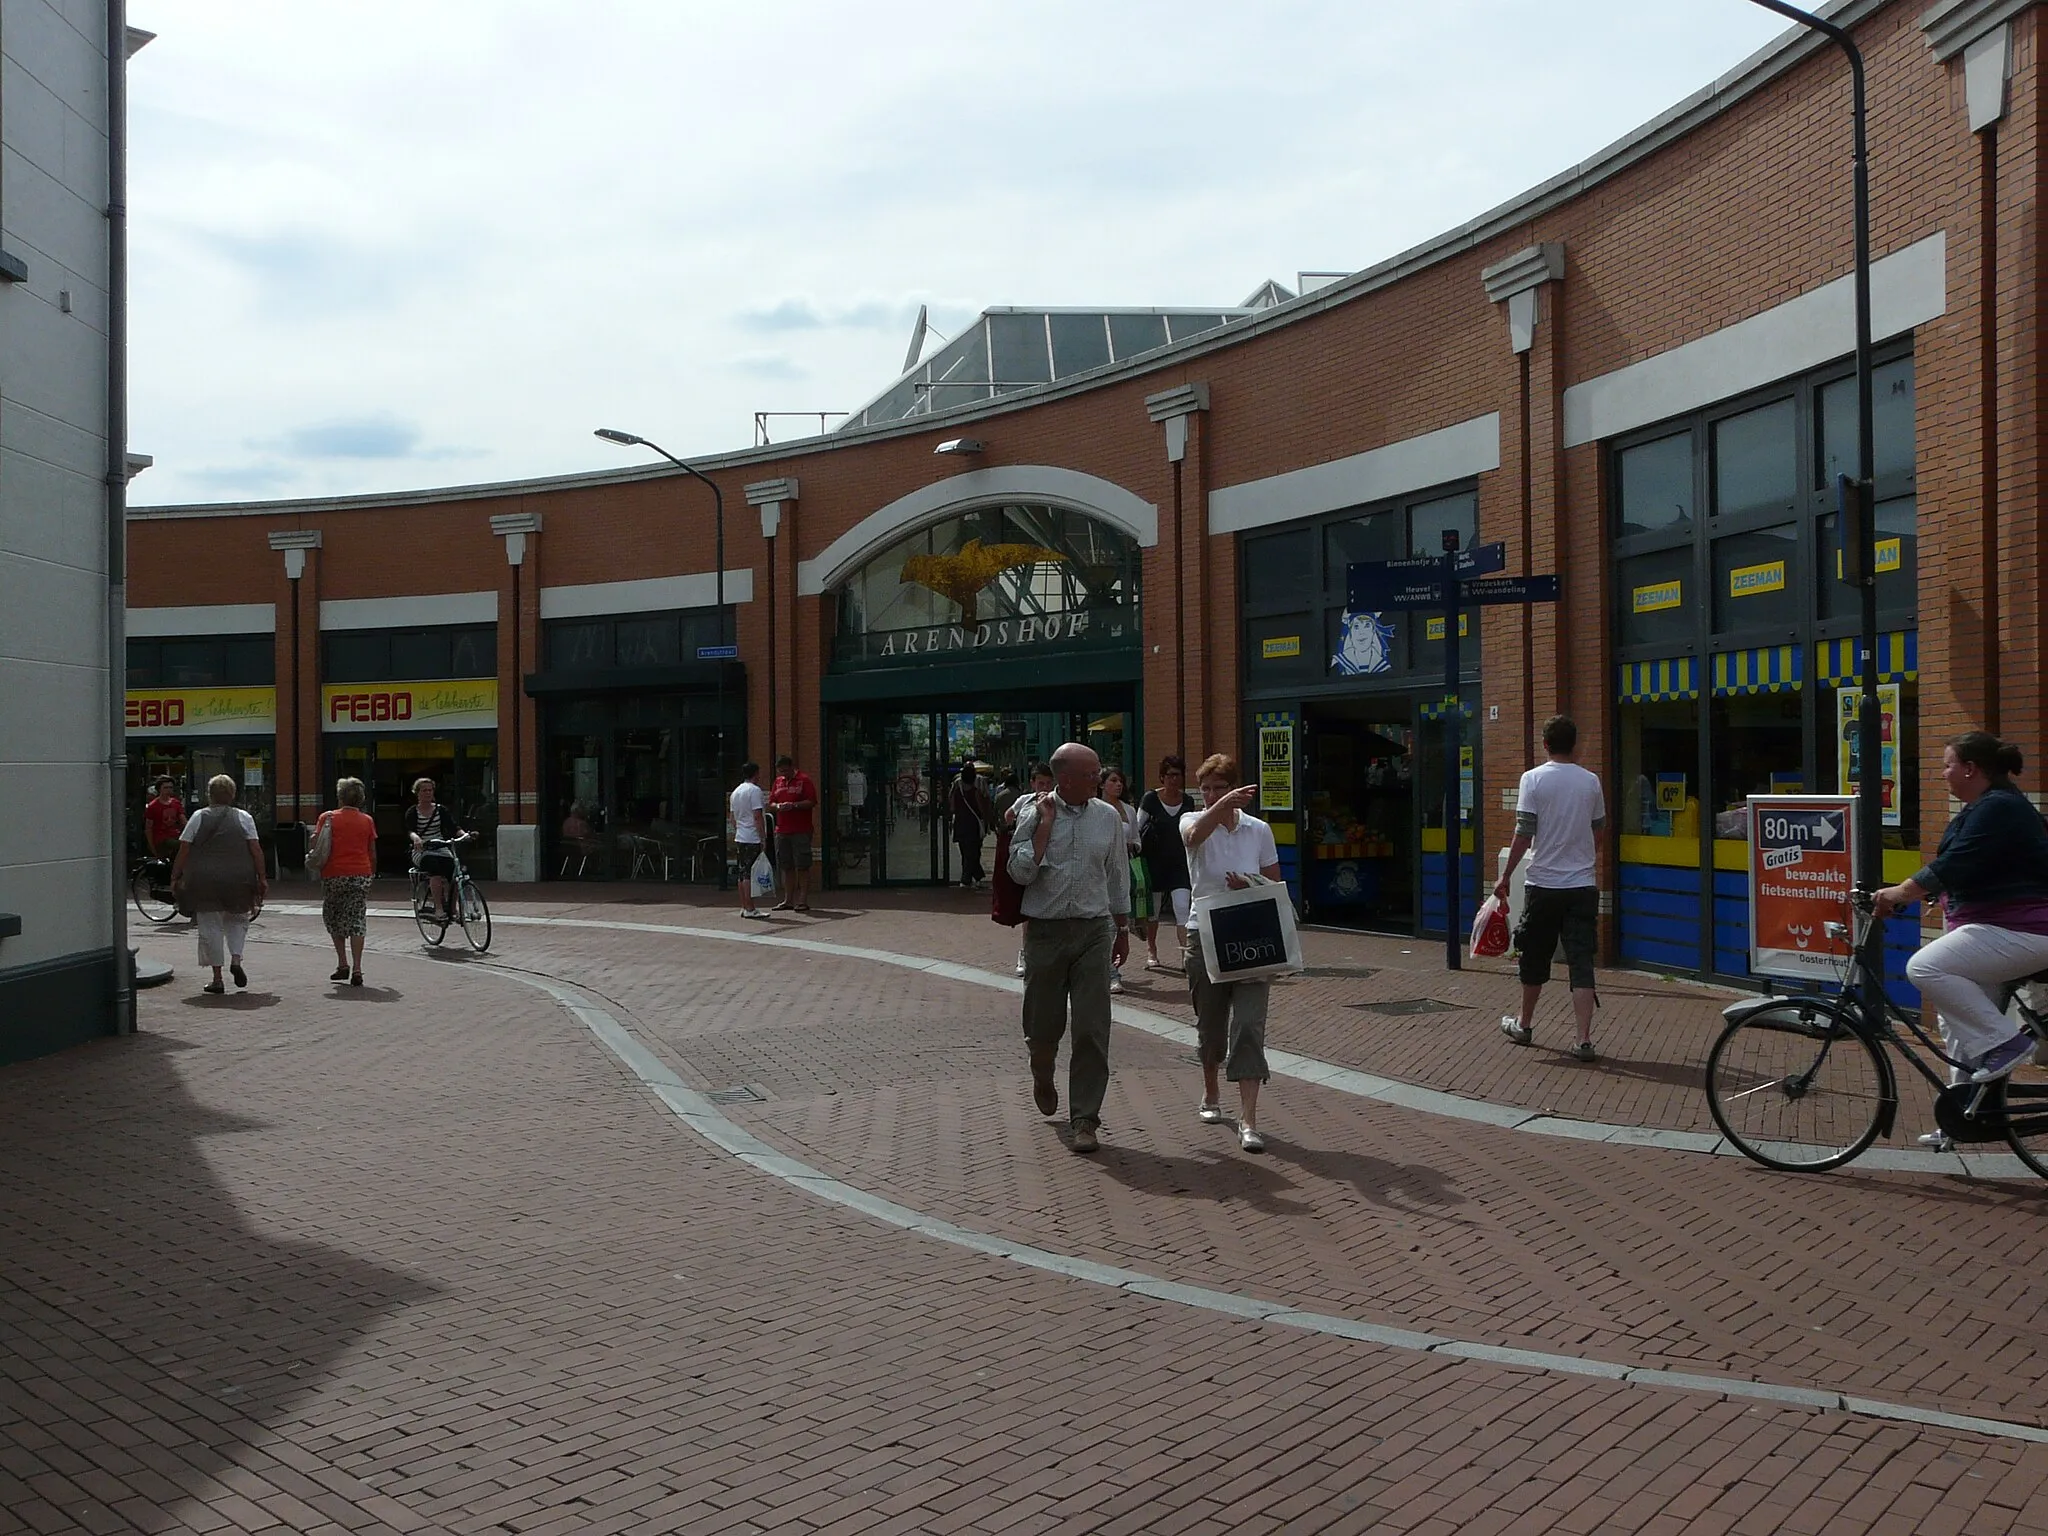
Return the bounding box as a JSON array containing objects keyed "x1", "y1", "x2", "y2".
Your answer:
[
  {"x1": 329, "y1": 689, "x2": 413, "y2": 725},
  {"x1": 320, "y1": 679, "x2": 499, "y2": 734},
  {"x1": 1747, "y1": 794, "x2": 1859, "y2": 981}
]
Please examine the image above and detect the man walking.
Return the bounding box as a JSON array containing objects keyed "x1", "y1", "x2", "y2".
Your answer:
[
  {"x1": 768, "y1": 753, "x2": 820, "y2": 913},
  {"x1": 1496, "y1": 715, "x2": 1606, "y2": 1060},
  {"x1": 729, "y1": 762, "x2": 768, "y2": 920},
  {"x1": 1008, "y1": 741, "x2": 1131, "y2": 1153}
]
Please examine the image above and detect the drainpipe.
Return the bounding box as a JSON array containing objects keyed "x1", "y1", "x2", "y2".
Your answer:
[{"x1": 104, "y1": 1, "x2": 136, "y2": 1033}]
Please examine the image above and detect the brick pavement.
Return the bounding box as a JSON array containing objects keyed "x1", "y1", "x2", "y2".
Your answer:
[{"x1": 1, "y1": 889, "x2": 2045, "y2": 1534}]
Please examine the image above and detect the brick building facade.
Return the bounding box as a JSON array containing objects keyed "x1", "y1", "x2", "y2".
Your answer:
[{"x1": 125, "y1": 0, "x2": 2036, "y2": 995}]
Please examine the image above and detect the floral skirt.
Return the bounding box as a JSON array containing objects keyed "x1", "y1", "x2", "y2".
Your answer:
[{"x1": 322, "y1": 875, "x2": 372, "y2": 938}]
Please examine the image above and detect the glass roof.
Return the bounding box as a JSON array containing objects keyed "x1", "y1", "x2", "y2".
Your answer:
[{"x1": 838, "y1": 306, "x2": 1254, "y2": 432}]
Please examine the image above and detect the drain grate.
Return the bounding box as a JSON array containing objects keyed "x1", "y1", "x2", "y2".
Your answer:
[
  {"x1": 705, "y1": 1084, "x2": 768, "y2": 1104},
  {"x1": 1350, "y1": 997, "x2": 1471, "y2": 1016},
  {"x1": 1300, "y1": 965, "x2": 1379, "y2": 980}
]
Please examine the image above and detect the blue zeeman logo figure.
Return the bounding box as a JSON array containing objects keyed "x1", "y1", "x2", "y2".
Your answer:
[{"x1": 1331, "y1": 610, "x2": 1395, "y2": 676}]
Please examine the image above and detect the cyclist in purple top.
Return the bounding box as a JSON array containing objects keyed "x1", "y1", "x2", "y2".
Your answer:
[{"x1": 1873, "y1": 732, "x2": 2048, "y2": 1083}]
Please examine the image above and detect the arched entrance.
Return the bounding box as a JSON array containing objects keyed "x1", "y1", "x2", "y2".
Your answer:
[{"x1": 822, "y1": 498, "x2": 1143, "y2": 887}]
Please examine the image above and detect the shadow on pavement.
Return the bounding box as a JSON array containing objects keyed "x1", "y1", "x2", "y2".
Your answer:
[
  {"x1": 175, "y1": 989, "x2": 282, "y2": 1011},
  {"x1": 1089, "y1": 1140, "x2": 1317, "y2": 1217},
  {"x1": 1264, "y1": 1141, "x2": 1469, "y2": 1217},
  {"x1": 0, "y1": 1029, "x2": 441, "y2": 1533}
]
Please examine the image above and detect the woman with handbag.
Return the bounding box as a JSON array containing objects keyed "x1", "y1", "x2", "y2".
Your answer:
[
  {"x1": 171, "y1": 774, "x2": 268, "y2": 995},
  {"x1": 313, "y1": 777, "x2": 379, "y2": 987},
  {"x1": 1181, "y1": 754, "x2": 1282, "y2": 1152},
  {"x1": 949, "y1": 761, "x2": 993, "y2": 889}
]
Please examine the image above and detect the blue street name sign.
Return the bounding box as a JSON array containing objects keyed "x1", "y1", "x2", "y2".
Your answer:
[
  {"x1": 1453, "y1": 541, "x2": 1507, "y2": 578},
  {"x1": 1460, "y1": 575, "x2": 1559, "y2": 606},
  {"x1": 696, "y1": 644, "x2": 739, "y2": 660}
]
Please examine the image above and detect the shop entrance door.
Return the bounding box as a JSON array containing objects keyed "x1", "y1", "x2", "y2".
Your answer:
[
  {"x1": 826, "y1": 704, "x2": 1130, "y2": 885},
  {"x1": 830, "y1": 710, "x2": 936, "y2": 886},
  {"x1": 1299, "y1": 699, "x2": 1418, "y2": 932}
]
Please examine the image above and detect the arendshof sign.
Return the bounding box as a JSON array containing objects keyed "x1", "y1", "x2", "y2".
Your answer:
[{"x1": 870, "y1": 608, "x2": 1116, "y2": 660}]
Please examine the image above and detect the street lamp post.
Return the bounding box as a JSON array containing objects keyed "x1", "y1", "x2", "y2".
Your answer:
[
  {"x1": 595, "y1": 427, "x2": 731, "y2": 889},
  {"x1": 1739, "y1": 0, "x2": 1882, "y2": 943}
]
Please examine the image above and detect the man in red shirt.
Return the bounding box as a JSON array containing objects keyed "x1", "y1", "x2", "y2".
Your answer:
[
  {"x1": 143, "y1": 776, "x2": 185, "y2": 858},
  {"x1": 767, "y1": 753, "x2": 820, "y2": 912}
]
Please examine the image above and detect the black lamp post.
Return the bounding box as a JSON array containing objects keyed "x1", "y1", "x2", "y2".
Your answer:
[
  {"x1": 1739, "y1": 1, "x2": 1882, "y2": 935},
  {"x1": 595, "y1": 427, "x2": 731, "y2": 889}
]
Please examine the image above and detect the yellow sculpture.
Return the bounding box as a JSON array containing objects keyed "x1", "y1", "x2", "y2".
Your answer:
[{"x1": 900, "y1": 539, "x2": 1065, "y2": 625}]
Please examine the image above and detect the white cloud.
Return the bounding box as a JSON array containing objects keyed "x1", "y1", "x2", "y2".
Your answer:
[{"x1": 125, "y1": 0, "x2": 1793, "y2": 506}]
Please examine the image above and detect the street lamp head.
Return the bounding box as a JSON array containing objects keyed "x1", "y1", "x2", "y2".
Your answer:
[{"x1": 593, "y1": 427, "x2": 644, "y2": 446}]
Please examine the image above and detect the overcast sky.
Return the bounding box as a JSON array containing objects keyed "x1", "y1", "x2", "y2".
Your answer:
[{"x1": 126, "y1": 1, "x2": 1799, "y2": 508}]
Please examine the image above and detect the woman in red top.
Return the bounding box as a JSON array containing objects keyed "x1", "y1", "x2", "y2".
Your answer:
[{"x1": 316, "y1": 777, "x2": 381, "y2": 986}]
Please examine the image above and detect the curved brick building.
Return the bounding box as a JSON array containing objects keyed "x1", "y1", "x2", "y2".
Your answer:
[{"x1": 124, "y1": 0, "x2": 2034, "y2": 998}]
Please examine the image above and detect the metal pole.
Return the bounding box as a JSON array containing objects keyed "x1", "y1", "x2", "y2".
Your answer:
[
  {"x1": 1442, "y1": 533, "x2": 1462, "y2": 971},
  {"x1": 640, "y1": 444, "x2": 730, "y2": 890},
  {"x1": 1741, "y1": 1, "x2": 1880, "y2": 937}
]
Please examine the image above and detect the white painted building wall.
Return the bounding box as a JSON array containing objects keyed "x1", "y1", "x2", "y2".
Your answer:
[{"x1": 0, "y1": 0, "x2": 127, "y2": 1052}]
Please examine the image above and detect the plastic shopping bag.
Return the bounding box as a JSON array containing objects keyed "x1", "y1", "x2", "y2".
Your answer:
[
  {"x1": 1469, "y1": 894, "x2": 1511, "y2": 959},
  {"x1": 750, "y1": 852, "x2": 776, "y2": 899}
]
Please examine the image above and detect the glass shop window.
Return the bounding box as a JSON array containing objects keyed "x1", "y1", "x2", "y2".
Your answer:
[
  {"x1": 1244, "y1": 529, "x2": 1314, "y2": 608},
  {"x1": 1708, "y1": 692, "x2": 1805, "y2": 847},
  {"x1": 1617, "y1": 431, "x2": 1694, "y2": 537},
  {"x1": 1618, "y1": 546, "x2": 1693, "y2": 650},
  {"x1": 1618, "y1": 698, "x2": 1701, "y2": 847},
  {"x1": 1711, "y1": 399, "x2": 1797, "y2": 520},
  {"x1": 1817, "y1": 358, "x2": 1916, "y2": 490},
  {"x1": 1712, "y1": 524, "x2": 1799, "y2": 633}
]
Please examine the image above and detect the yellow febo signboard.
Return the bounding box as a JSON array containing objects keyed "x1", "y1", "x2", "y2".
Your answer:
[
  {"x1": 321, "y1": 679, "x2": 499, "y2": 734},
  {"x1": 125, "y1": 686, "x2": 277, "y2": 736}
]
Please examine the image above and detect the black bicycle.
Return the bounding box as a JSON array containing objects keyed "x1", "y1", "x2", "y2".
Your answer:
[
  {"x1": 130, "y1": 853, "x2": 179, "y2": 924},
  {"x1": 410, "y1": 834, "x2": 491, "y2": 953},
  {"x1": 1704, "y1": 891, "x2": 2048, "y2": 1176}
]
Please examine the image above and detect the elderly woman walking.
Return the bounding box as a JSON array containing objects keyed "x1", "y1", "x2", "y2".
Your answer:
[
  {"x1": 1182, "y1": 753, "x2": 1282, "y2": 1152},
  {"x1": 171, "y1": 774, "x2": 268, "y2": 995},
  {"x1": 314, "y1": 777, "x2": 379, "y2": 986}
]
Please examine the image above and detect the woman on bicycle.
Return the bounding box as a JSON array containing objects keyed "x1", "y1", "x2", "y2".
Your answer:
[
  {"x1": 1872, "y1": 731, "x2": 2048, "y2": 1083},
  {"x1": 405, "y1": 776, "x2": 463, "y2": 917}
]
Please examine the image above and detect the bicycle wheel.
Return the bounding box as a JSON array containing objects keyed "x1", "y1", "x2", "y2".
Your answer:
[
  {"x1": 1705, "y1": 1002, "x2": 1889, "y2": 1172},
  {"x1": 411, "y1": 874, "x2": 446, "y2": 947},
  {"x1": 130, "y1": 864, "x2": 177, "y2": 924},
  {"x1": 2002, "y1": 1063, "x2": 2048, "y2": 1178},
  {"x1": 455, "y1": 879, "x2": 491, "y2": 954}
]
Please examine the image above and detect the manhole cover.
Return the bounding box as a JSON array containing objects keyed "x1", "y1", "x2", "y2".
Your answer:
[
  {"x1": 705, "y1": 1084, "x2": 768, "y2": 1104},
  {"x1": 1350, "y1": 998, "x2": 1471, "y2": 1016}
]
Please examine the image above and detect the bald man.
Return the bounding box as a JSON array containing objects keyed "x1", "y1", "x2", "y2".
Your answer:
[{"x1": 1006, "y1": 741, "x2": 1132, "y2": 1153}]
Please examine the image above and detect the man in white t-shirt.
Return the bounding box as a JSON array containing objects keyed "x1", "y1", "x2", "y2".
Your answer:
[
  {"x1": 728, "y1": 761, "x2": 768, "y2": 919},
  {"x1": 1494, "y1": 715, "x2": 1606, "y2": 1060}
]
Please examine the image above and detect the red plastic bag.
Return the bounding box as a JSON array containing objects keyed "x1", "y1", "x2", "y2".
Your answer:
[
  {"x1": 990, "y1": 828, "x2": 1026, "y2": 927},
  {"x1": 1469, "y1": 894, "x2": 1510, "y2": 959}
]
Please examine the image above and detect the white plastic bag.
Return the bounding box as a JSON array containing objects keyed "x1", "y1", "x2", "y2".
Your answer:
[
  {"x1": 1469, "y1": 893, "x2": 1510, "y2": 959},
  {"x1": 750, "y1": 852, "x2": 776, "y2": 899}
]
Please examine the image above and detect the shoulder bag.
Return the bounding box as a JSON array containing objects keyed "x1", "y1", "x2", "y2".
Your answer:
[
  {"x1": 177, "y1": 807, "x2": 261, "y2": 917},
  {"x1": 307, "y1": 812, "x2": 334, "y2": 881}
]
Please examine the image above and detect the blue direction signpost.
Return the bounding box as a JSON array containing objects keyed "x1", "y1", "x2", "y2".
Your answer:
[{"x1": 1346, "y1": 536, "x2": 1558, "y2": 969}]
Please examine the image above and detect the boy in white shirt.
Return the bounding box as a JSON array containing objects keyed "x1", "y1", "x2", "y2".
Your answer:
[
  {"x1": 1182, "y1": 752, "x2": 1283, "y2": 1152},
  {"x1": 1495, "y1": 716, "x2": 1606, "y2": 1060},
  {"x1": 728, "y1": 762, "x2": 768, "y2": 919}
]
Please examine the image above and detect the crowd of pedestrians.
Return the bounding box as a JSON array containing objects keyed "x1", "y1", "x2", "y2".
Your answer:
[{"x1": 155, "y1": 709, "x2": 2048, "y2": 1178}]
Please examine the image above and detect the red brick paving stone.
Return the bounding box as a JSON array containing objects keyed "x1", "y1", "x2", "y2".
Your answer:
[{"x1": 0, "y1": 914, "x2": 2039, "y2": 1535}]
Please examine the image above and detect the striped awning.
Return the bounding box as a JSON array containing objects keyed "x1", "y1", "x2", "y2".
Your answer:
[
  {"x1": 1711, "y1": 644, "x2": 1803, "y2": 696},
  {"x1": 1618, "y1": 657, "x2": 1698, "y2": 703},
  {"x1": 1818, "y1": 630, "x2": 1917, "y2": 683}
]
